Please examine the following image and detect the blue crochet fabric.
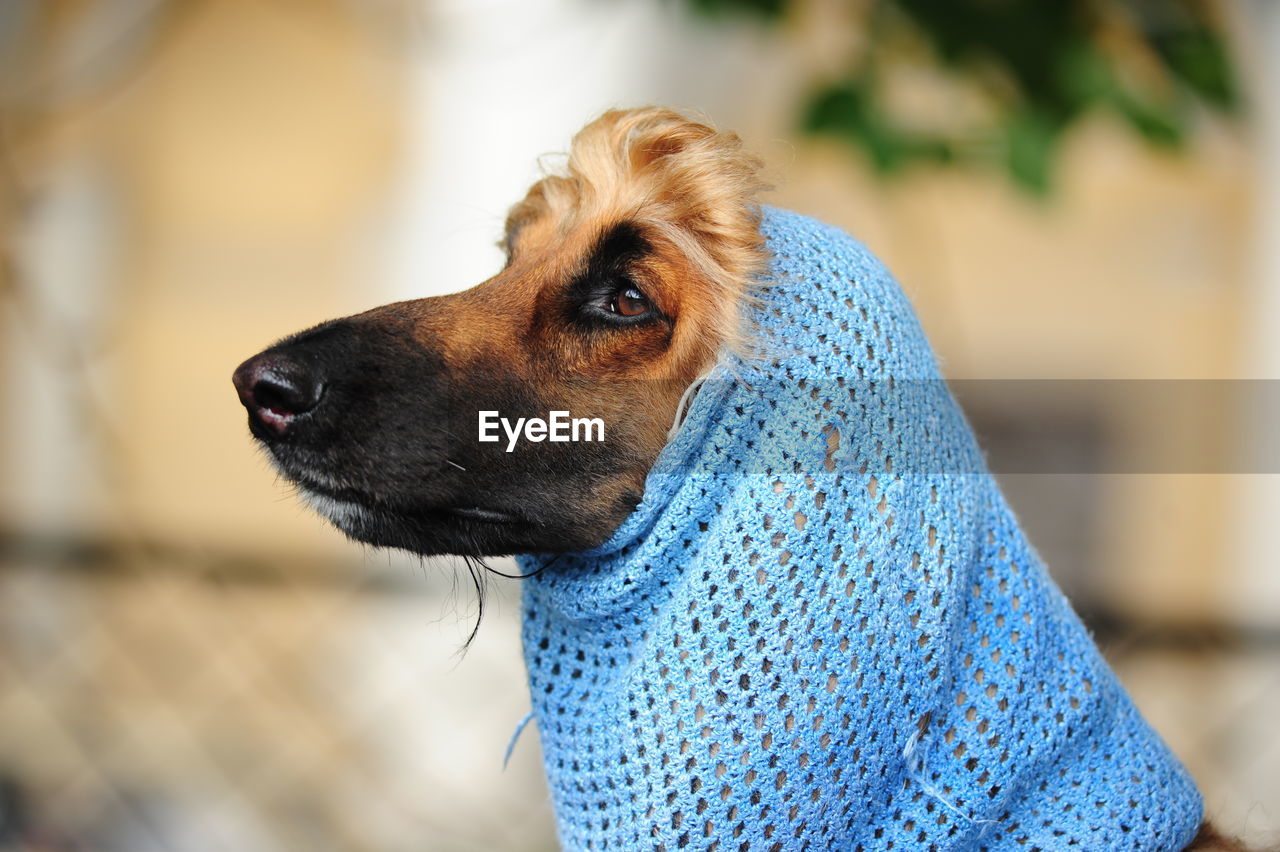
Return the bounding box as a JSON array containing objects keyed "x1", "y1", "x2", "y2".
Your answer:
[{"x1": 516, "y1": 208, "x2": 1202, "y2": 851}]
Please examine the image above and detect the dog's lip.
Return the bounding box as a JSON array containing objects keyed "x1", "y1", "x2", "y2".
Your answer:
[
  {"x1": 291, "y1": 475, "x2": 369, "y2": 506},
  {"x1": 289, "y1": 475, "x2": 523, "y2": 526},
  {"x1": 446, "y1": 506, "x2": 520, "y2": 525}
]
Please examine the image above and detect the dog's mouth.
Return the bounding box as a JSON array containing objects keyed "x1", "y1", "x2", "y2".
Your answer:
[
  {"x1": 445, "y1": 505, "x2": 520, "y2": 525},
  {"x1": 259, "y1": 442, "x2": 625, "y2": 555},
  {"x1": 293, "y1": 476, "x2": 522, "y2": 526},
  {"x1": 283, "y1": 466, "x2": 532, "y2": 557}
]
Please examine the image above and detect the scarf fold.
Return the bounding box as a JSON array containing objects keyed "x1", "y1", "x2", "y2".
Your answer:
[{"x1": 518, "y1": 207, "x2": 1201, "y2": 851}]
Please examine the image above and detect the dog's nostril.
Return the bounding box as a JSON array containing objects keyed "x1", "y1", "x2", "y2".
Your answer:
[
  {"x1": 232, "y1": 355, "x2": 324, "y2": 435},
  {"x1": 251, "y1": 371, "x2": 322, "y2": 416}
]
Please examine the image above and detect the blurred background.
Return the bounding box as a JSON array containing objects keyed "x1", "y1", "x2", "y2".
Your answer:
[{"x1": 0, "y1": 0, "x2": 1277, "y2": 849}]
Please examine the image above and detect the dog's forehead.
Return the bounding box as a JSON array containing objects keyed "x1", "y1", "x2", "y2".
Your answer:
[
  {"x1": 511, "y1": 187, "x2": 631, "y2": 250},
  {"x1": 494, "y1": 230, "x2": 599, "y2": 311}
]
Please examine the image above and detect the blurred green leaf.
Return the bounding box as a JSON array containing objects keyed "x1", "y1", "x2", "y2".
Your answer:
[
  {"x1": 804, "y1": 82, "x2": 902, "y2": 174},
  {"x1": 1004, "y1": 108, "x2": 1062, "y2": 196},
  {"x1": 685, "y1": 0, "x2": 789, "y2": 22},
  {"x1": 1057, "y1": 41, "x2": 1115, "y2": 106},
  {"x1": 1110, "y1": 90, "x2": 1187, "y2": 148},
  {"x1": 1151, "y1": 27, "x2": 1238, "y2": 110},
  {"x1": 804, "y1": 81, "x2": 957, "y2": 174}
]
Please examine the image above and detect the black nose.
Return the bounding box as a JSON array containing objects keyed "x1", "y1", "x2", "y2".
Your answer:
[{"x1": 232, "y1": 353, "x2": 324, "y2": 438}]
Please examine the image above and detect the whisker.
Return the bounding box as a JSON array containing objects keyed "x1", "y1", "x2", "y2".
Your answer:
[
  {"x1": 483, "y1": 556, "x2": 558, "y2": 580},
  {"x1": 454, "y1": 554, "x2": 488, "y2": 654}
]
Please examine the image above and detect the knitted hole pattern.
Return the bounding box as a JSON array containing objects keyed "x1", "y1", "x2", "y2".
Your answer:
[{"x1": 517, "y1": 208, "x2": 1201, "y2": 851}]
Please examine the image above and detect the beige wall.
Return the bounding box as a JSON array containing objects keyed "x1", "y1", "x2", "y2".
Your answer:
[
  {"x1": 113, "y1": 0, "x2": 403, "y2": 560},
  {"x1": 2, "y1": 0, "x2": 405, "y2": 560}
]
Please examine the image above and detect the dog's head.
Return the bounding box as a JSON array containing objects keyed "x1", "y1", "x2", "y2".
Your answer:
[{"x1": 233, "y1": 108, "x2": 767, "y2": 556}]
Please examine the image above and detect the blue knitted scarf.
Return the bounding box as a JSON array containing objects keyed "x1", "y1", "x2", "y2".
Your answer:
[{"x1": 516, "y1": 208, "x2": 1201, "y2": 851}]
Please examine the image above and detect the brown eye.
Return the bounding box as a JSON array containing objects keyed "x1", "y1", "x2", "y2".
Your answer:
[{"x1": 609, "y1": 286, "x2": 651, "y2": 318}]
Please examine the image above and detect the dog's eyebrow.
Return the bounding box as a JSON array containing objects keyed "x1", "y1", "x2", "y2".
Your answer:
[{"x1": 583, "y1": 222, "x2": 651, "y2": 282}]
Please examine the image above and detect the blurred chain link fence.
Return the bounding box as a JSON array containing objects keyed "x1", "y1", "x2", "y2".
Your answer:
[
  {"x1": 0, "y1": 545, "x2": 557, "y2": 852},
  {"x1": 0, "y1": 523, "x2": 1277, "y2": 850}
]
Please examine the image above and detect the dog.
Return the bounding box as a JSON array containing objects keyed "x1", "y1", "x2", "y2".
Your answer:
[{"x1": 234, "y1": 108, "x2": 1252, "y2": 851}]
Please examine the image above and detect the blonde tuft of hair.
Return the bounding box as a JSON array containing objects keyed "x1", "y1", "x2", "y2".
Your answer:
[{"x1": 507, "y1": 107, "x2": 771, "y2": 356}]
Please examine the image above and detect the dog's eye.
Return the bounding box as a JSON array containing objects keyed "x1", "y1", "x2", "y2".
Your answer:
[{"x1": 609, "y1": 286, "x2": 651, "y2": 318}]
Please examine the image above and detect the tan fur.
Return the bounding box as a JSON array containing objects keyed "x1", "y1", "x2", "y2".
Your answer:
[{"x1": 505, "y1": 107, "x2": 770, "y2": 358}]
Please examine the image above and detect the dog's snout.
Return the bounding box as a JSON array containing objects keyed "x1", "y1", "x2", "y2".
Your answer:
[{"x1": 232, "y1": 354, "x2": 324, "y2": 437}]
